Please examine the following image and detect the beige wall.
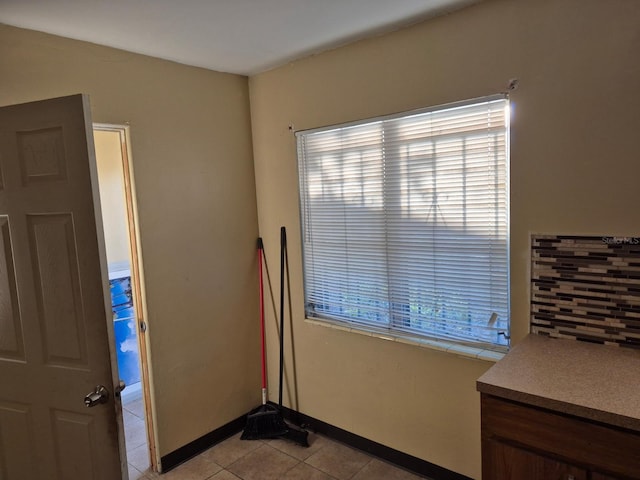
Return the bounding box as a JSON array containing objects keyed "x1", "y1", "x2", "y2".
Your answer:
[
  {"x1": 0, "y1": 24, "x2": 260, "y2": 459},
  {"x1": 249, "y1": 0, "x2": 640, "y2": 477},
  {"x1": 94, "y1": 129, "x2": 130, "y2": 268}
]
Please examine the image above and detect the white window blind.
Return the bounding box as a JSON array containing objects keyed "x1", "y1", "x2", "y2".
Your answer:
[{"x1": 296, "y1": 95, "x2": 510, "y2": 348}]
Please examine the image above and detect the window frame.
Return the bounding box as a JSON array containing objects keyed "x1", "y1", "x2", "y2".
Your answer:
[{"x1": 295, "y1": 94, "x2": 510, "y2": 351}]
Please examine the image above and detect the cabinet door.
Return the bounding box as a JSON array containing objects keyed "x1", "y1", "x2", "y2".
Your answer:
[
  {"x1": 483, "y1": 439, "x2": 587, "y2": 480},
  {"x1": 591, "y1": 474, "x2": 625, "y2": 480}
]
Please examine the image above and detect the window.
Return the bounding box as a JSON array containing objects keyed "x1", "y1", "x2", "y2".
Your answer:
[{"x1": 296, "y1": 95, "x2": 510, "y2": 349}]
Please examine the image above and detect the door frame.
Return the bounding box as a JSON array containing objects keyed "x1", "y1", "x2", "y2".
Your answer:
[{"x1": 93, "y1": 123, "x2": 158, "y2": 472}]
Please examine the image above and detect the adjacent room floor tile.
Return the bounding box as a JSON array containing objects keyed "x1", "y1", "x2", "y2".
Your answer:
[
  {"x1": 123, "y1": 409, "x2": 147, "y2": 450},
  {"x1": 128, "y1": 463, "x2": 147, "y2": 480},
  {"x1": 128, "y1": 442, "x2": 151, "y2": 472},
  {"x1": 124, "y1": 397, "x2": 146, "y2": 419}
]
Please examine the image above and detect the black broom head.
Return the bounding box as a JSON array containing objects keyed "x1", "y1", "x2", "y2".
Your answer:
[{"x1": 241, "y1": 404, "x2": 289, "y2": 440}]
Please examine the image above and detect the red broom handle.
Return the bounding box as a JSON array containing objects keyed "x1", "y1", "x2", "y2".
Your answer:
[{"x1": 258, "y1": 238, "x2": 267, "y2": 403}]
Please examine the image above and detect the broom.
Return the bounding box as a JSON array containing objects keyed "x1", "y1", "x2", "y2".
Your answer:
[{"x1": 241, "y1": 237, "x2": 289, "y2": 440}]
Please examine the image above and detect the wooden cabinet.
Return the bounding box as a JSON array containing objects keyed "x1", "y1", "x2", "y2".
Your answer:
[{"x1": 481, "y1": 394, "x2": 640, "y2": 480}]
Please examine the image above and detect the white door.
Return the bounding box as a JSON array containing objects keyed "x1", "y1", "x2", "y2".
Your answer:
[{"x1": 0, "y1": 95, "x2": 124, "y2": 479}]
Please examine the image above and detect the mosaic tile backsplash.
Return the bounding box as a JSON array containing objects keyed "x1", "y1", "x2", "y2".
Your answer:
[{"x1": 531, "y1": 235, "x2": 640, "y2": 349}]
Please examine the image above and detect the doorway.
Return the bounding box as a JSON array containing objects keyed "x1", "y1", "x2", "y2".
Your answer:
[{"x1": 93, "y1": 125, "x2": 156, "y2": 478}]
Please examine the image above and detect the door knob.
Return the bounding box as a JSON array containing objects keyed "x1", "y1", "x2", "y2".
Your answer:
[{"x1": 84, "y1": 385, "x2": 109, "y2": 407}]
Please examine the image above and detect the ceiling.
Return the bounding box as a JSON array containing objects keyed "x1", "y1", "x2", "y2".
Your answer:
[{"x1": 0, "y1": 0, "x2": 479, "y2": 75}]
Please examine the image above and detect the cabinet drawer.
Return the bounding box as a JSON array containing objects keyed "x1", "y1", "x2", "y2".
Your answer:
[{"x1": 483, "y1": 439, "x2": 587, "y2": 480}]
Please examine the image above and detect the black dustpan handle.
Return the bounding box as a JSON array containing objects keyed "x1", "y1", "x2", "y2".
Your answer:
[{"x1": 278, "y1": 226, "x2": 286, "y2": 407}]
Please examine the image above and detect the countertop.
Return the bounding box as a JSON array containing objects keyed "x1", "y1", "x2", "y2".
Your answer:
[{"x1": 476, "y1": 334, "x2": 640, "y2": 432}]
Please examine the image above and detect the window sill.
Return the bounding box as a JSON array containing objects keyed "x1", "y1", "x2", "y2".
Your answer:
[{"x1": 304, "y1": 317, "x2": 507, "y2": 363}]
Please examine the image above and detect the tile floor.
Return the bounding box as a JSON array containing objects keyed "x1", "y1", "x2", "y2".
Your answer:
[
  {"x1": 123, "y1": 397, "x2": 424, "y2": 480},
  {"x1": 123, "y1": 393, "x2": 151, "y2": 479}
]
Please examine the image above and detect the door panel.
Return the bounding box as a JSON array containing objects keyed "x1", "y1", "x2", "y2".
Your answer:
[
  {"x1": 52, "y1": 409, "x2": 99, "y2": 478},
  {"x1": 0, "y1": 217, "x2": 23, "y2": 361},
  {"x1": 17, "y1": 126, "x2": 68, "y2": 184},
  {"x1": 0, "y1": 95, "x2": 123, "y2": 479},
  {"x1": 28, "y1": 213, "x2": 87, "y2": 367},
  {"x1": 0, "y1": 401, "x2": 37, "y2": 479}
]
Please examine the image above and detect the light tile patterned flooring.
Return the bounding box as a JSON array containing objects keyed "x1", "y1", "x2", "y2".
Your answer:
[
  {"x1": 123, "y1": 394, "x2": 152, "y2": 479},
  {"x1": 123, "y1": 397, "x2": 424, "y2": 480}
]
